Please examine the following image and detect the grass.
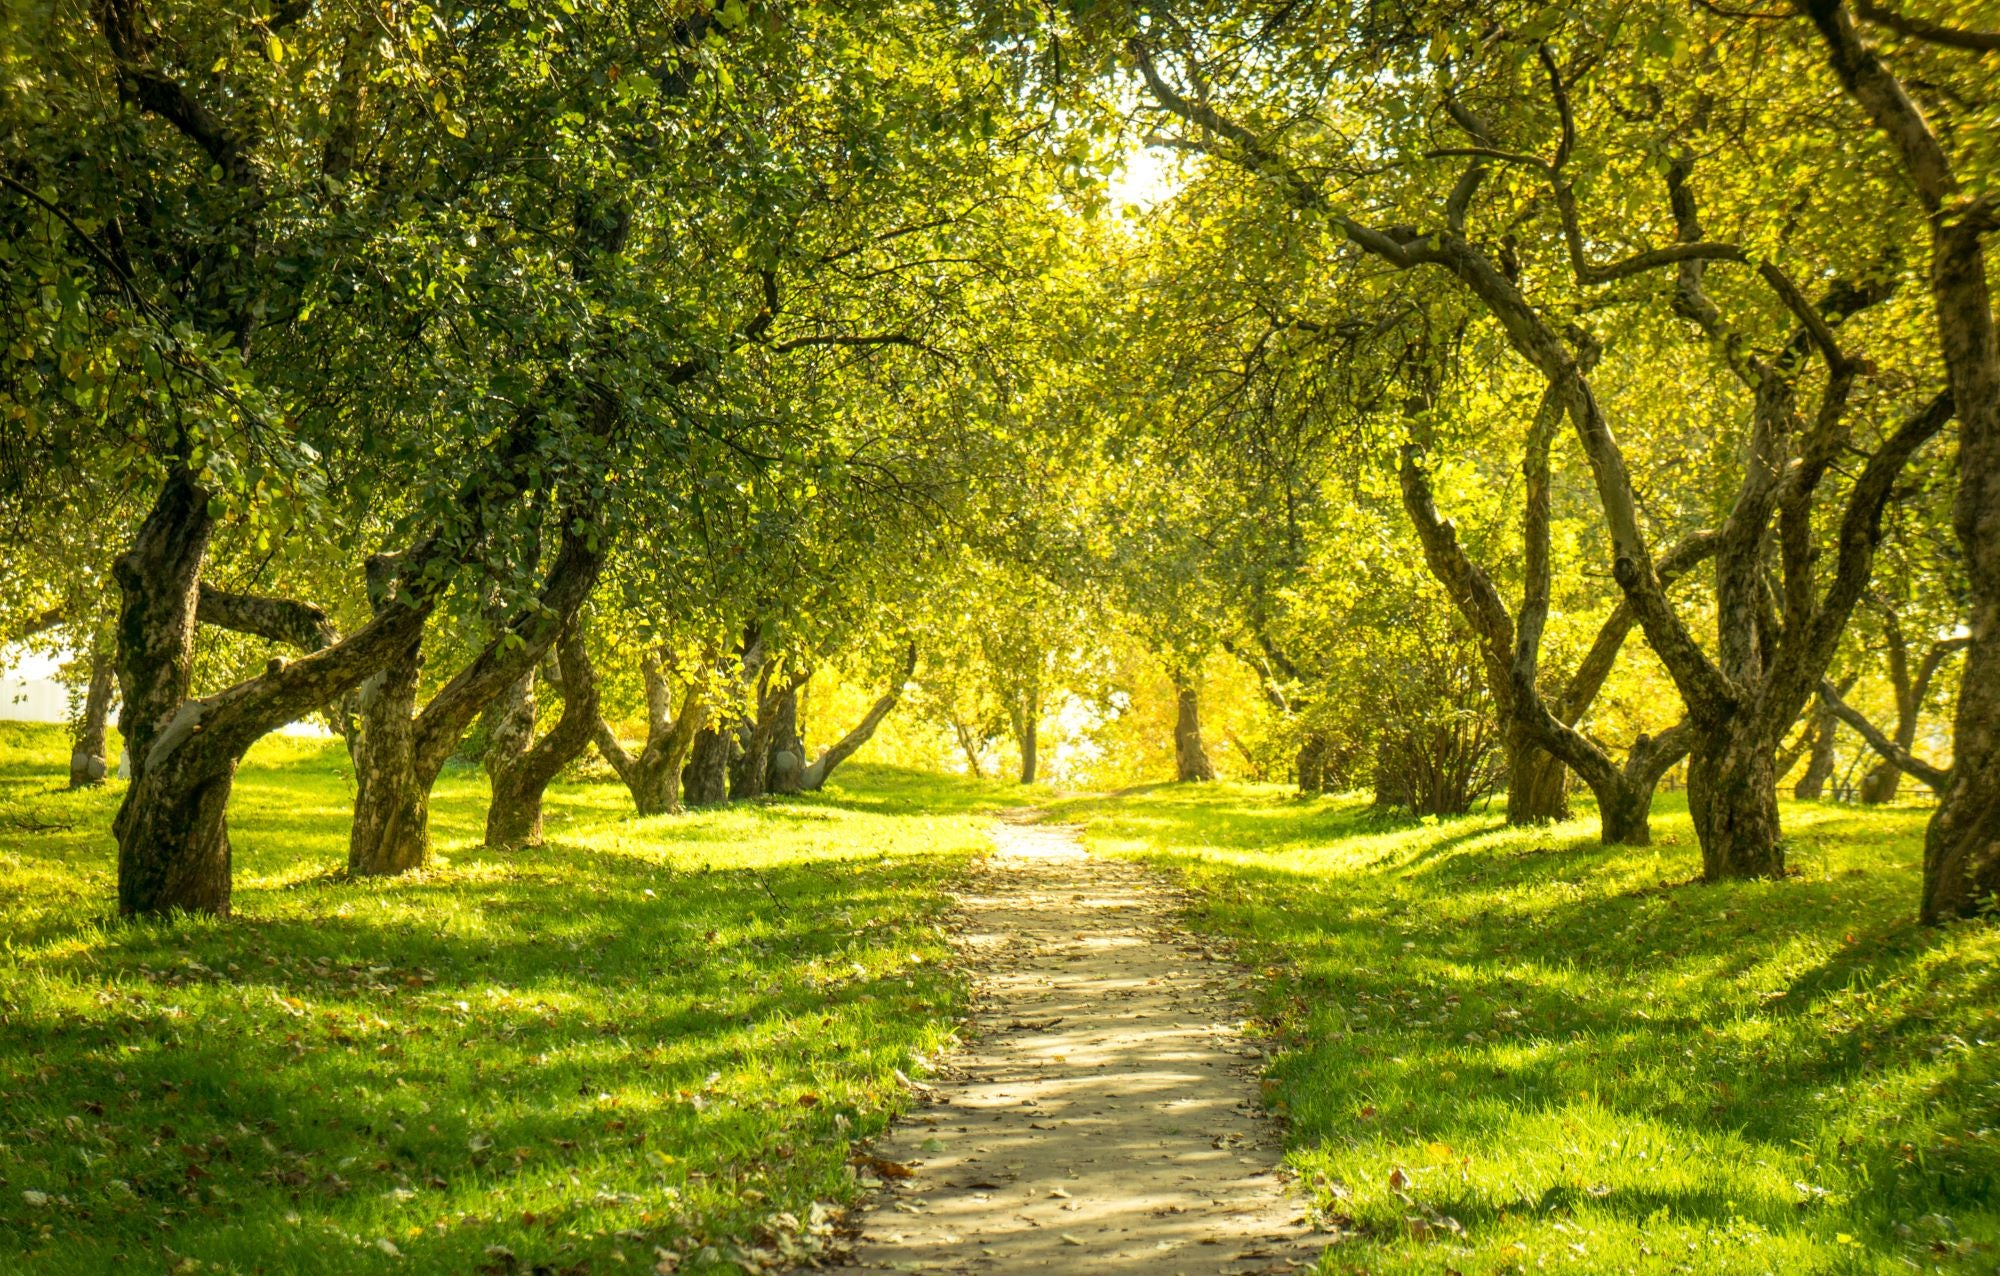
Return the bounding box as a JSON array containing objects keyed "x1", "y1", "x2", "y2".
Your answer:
[
  {"x1": 0, "y1": 721, "x2": 1013, "y2": 1275},
  {"x1": 1048, "y1": 782, "x2": 2000, "y2": 1275}
]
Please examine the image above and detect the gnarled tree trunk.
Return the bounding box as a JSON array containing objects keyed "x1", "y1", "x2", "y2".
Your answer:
[
  {"x1": 347, "y1": 518, "x2": 604, "y2": 876},
  {"x1": 799, "y1": 643, "x2": 916, "y2": 791},
  {"x1": 485, "y1": 623, "x2": 601, "y2": 847},
  {"x1": 1170, "y1": 667, "x2": 1217, "y2": 782},
  {"x1": 597, "y1": 651, "x2": 708, "y2": 815},
  {"x1": 111, "y1": 469, "x2": 224, "y2": 913},
  {"x1": 347, "y1": 629, "x2": 427, "y2": 876}
]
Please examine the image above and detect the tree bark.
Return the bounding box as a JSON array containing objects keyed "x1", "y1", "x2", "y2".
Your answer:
[
  {"x1": 1793, "y1": 690, "x2": 1842, "y2": 800},
  {"x1": 347, "y1": 516, "x2": 604, "y2": 876},
  {"x1": 732, "y1": 660, "x2": 811, "y2": 801},
  {"x1": 683, "y1": 727, "x2": 733, "y2": 806},
  {"x1": 1504, "y1": 723, "x2": 1568, "y2": 822},
  {"x1": 767, "y1": 684, "x2": 804, "y2": 793},
  {"x1": 485, "y1": 622, "x2": 601, "y2": 847},
  {"x1": 596, "y1": 653, "x2": 708, "y2": 815},
  {"x1": 1296, "y1": 730, "x2": 1328, "y2": 795},
  {"x1": 68, "y1": 641, "x2": 116, "y2": 789},
  {"x1": 346, "y1": 628, "x2": 427, "y2": 877},
  {"x1": 1017, "y1": 716, "x2": 1039, "y2": 784},
  {"x1": 1170, "y1": 668, "x2": 1217, "y2": 782},
  {"x1": 1803, "y1": 1, "x2": 2000, "y2": 921},
  {"x1": 799, "y1": 643, "x2": 917, "y2": 791}
]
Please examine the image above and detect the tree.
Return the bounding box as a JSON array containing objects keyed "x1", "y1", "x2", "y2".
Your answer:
[{"x1": 1799, "y1": 0, "x2": 2000, "y2": 920}]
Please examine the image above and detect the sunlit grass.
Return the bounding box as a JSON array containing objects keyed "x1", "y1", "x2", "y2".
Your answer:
[
  {"x1": 0, "y1": 721, "x2": 1009, "y2": 1274},
  {"x1": 1049, "y1": 781, "x2": 2000, "y2": 1275}
]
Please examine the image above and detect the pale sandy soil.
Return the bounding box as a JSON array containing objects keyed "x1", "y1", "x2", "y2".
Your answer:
[{"x1": 828, "y1": 818, "x2": 1326, "y2": 1274}]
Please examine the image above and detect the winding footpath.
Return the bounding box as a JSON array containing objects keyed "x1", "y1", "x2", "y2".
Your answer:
[{"x1": 831, "y1": 817, "x2": 1325, "y2": 1274}]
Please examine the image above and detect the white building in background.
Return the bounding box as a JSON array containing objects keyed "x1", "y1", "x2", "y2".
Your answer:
[{"x1": 1, "y1": 648, "x2": 68, "y2": 722}]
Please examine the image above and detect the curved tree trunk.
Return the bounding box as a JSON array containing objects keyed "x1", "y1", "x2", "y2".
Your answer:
[
  {"x1": 596, "y1": 655, "x2": 707, "y2": 816},
  {"x1": 68, "y1": 641, "x2": 117, "y2": 789},
  {"x1": 1803, "y1": 0, "x2": 2000, "y2": 922},
  {"x1": 347, "y1": 519, "x2": 604, "y2": 876},
  {"x1": 1793, "y1": 691, "x2": 1841, "y2": 800},
  {"x1": 799, "y1": 644, "x2": 916, "y2": 791},
  {"x1": 485, "y1": 623, "x2": 601, "y2": 847},
  {"x1": 1171, "y1": 668, "x2": 1217, "y2": 782},
  {"x1": 112, "y1": 469, "x2": 224, "y2": 913}
]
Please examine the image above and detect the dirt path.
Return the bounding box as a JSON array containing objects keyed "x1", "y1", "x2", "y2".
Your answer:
[{"x1": 831, "y1": 818, "x2": 1324, "y2": 1274}]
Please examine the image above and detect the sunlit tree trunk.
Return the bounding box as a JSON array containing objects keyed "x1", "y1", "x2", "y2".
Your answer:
[
  {"x1": 68, "y1": 641, "x2": 116, "y2": 789},
  {"x1": 485, "y1": 623, "x2": 600, "y2": 847},
  {"x1": 1793, "y1": 691, "x2": 1841, "y2": 801},
  {"x1": 1170, "y1": 668, "x2": 1216, "y2": 782},
  {"x1": 1802, "y1": 1, "x2": 2000, "y2": 920}
]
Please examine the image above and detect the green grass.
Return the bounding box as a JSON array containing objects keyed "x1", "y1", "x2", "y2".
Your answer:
[
  {"x1": 1049, "y1": 782, "x2": 2000, "y2": 1275},
  {"x1": 0, "y1": 721, "x2": 1012, "y2": 1275}
]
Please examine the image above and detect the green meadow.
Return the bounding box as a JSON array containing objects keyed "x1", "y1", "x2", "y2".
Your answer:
[
  {"x1": 1052, "y1": 783, "x2": 1999, "y2": 1275},
  {"x1": 0, "y1": 722, "x2": 1003, "y2": 1275}
]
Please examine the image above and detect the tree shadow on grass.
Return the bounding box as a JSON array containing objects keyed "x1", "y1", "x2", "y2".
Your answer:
[{"x1": 1064, "y1": 783, "x2": 1993, "y2": 1261}]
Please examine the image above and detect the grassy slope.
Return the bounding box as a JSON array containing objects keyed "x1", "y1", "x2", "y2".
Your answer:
[
  {"x1": 1050, "y1": 783, "x2": 1999, "y2": 1275},
  {"x1": 0, "y1": 722, "x2": 1009, "y2": 1275}
]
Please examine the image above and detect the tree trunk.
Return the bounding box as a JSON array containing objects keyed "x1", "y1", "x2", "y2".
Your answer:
[
  {"x1": 767, "y1": 685, "x2": 804, "y2": 794},
  {"x1": 1018, "y1": 717, "x2": 1038, "y2": 784},
  {"x1": 1687, "y1": 726, "x2": 1786, "y2": 879},
  {"x1": 1504, "y1": 723, "x2": 1569, "y2": 823},
  {"x1": 482, "y1": 668, "x2": 537, "y2": 800},
  {"x1": 952, "y1": 718, "x2": 988, "y2": 777},
  {"x1": 112, "y1": 470, "x2": 212, "y2": 789},
  {"x1": 347, "y1": 633, "x2": 428, "y2": 877},
  {"x1": 1598, "y1": 779, "x2": 1656, "y2": 846},
  {"x1": 68, "y1": 642, "x2": 116, "y2": 789},
  {"x1": 1171, "y1": 671, "x2": 1217, "y2": 782},
  {"x1": 346, "y1": 518, "x2": 604, "y2": 875},
  {"x1": 1799, "y1": 3, "x2": 2000, "y2": 921},
  {"x1": 732, "y1": 664, "x2": 807, "y2": 801},
  {"x1": 1296, "y1": 730, "x2": 1328, "y2": 795},
  {"x1": 597, "y1": 662, "x2": 707, "y2": 816},
  {"x1": 799, "y1": 644, "x2": 916, "y2": 791},
  {"x1": 684, "y1": 727, "x2": 732, "y2": 806},
  {"x1": 1793, "y1": 693, "x2": 1840, "y2": 801},
  {"x1": 485, "y1": 623, "x2": 600, "y2": 847},
  {"x1": 111, "y1": 470, "x2": 225, "y2": 914}
]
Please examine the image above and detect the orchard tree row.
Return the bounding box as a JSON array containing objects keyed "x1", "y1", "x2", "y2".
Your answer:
[{"x1": 5, "y1": 0, "x2": 1997, "y2": 926}]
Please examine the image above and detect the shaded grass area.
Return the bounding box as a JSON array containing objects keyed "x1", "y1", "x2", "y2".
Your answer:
[
  {"x1": 0, "y1": 721, "x2": 1009, "y2": 1274},
  {"x1": 1049, "y1": 782, "x2": 2000, "y2": 1275}
]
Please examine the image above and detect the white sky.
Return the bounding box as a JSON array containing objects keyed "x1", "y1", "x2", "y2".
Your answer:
[{"x1": 1107, "y1": 143, "x2": 1181, "y2": 212}]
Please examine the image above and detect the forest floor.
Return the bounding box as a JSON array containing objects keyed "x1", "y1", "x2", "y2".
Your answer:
[
  {"x1": 1049, "y1": 782, "x2": 2000, "y2": 1275},
  {"x1": 833, "y1": 816, "x2": 1322, "y2": 1274}
]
